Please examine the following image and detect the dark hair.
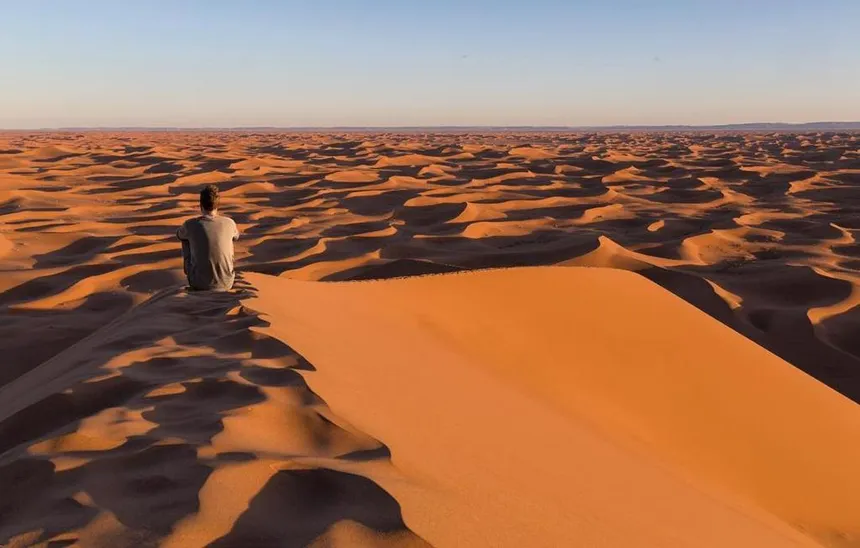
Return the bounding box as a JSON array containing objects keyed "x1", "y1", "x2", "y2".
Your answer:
[{"x1": 200, "y1": 184, "x2": 220, "y2": 212}]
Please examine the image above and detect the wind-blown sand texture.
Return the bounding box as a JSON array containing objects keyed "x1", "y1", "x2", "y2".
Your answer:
[{"x1": 1, "y1": 131, "x2": 859, "y2": 547}]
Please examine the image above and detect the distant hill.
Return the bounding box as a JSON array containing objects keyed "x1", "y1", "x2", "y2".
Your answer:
[{"x1": 579, "y1": 122, "x2": 860, "y2": 131}]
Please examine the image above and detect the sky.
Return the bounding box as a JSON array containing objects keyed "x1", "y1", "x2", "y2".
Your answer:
[{"x1": 1, "y1": 0, "x2": 858, "y2": 128}]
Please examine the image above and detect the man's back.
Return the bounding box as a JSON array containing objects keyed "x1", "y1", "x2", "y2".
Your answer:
[{"x1": 177, "y1": 214, "x2": 239, "y2": 291}]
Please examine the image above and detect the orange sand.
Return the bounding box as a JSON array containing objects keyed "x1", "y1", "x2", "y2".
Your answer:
[{"x1": 1, "y1": 131, "x2": 860, "y2": 547}]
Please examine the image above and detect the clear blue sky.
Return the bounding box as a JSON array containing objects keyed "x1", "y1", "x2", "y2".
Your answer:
[{"x1": 1, "y1": 0, "x2": 858, "y2": 128}]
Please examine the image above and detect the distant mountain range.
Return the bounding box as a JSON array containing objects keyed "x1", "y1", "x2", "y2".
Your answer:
[{"x1": 15, "y1": 122, "x2": 860, "y2": 132}]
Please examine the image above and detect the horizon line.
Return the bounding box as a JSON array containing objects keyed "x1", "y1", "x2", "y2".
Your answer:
[{"x1": 3, "y1": 121, "x2": 860, "y2": 132}]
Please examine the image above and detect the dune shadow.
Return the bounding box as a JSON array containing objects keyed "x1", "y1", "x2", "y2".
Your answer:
[
  {"x1": 0, "y1": 291, "x2": 136, "y2": 387},
  {"x1": 31, "y1": 236, "x2": 122, "y2": 268},
  {"x1": 646, "y1": 264, "x2": 860, "y2": 402},
  {"x1": 0, "y1": 276, "x2": 420, "y2": 545},
  {"x1": 208, "y1": 468, "x2": 428, "y2": 548}
]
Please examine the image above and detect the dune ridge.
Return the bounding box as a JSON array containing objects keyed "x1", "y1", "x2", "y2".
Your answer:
[{"x1": 2, "y1": 131, "x2": 860, "y2": 546}]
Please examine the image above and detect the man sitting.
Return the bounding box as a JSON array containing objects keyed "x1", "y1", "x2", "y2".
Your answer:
[{"x1": 177, "y1": 184, "x2": 239, "y2": 291}]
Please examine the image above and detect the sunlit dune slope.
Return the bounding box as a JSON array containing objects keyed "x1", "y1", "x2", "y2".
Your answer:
[{"x1": 245, "y1": 267, "x2": 860, "y2": 548}]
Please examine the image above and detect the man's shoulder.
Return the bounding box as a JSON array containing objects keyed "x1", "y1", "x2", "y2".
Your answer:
[{"x1": 218, "y1": 215, "x2": 238, "y2": 228}]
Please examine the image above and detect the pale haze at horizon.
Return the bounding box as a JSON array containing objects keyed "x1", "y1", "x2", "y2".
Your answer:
[{"x1": 1, "y1": 0, "x2": 858, "y2": 128}]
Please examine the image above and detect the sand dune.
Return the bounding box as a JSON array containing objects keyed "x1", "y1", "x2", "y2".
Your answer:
[
  {"x1": 245, "y1": 267, "x2": 860, "y2": 547},
  {"x1": 2, "y1": 130, "x2": 860, "y2": 546}
]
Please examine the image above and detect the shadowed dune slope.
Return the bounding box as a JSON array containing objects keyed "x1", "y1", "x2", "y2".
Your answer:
[
  {"x1": 245, "y1": 267, "x2": 860, "y2": 548},
  {"x1": 0, "y1": 284, "x2": 430, "y2": 547}
]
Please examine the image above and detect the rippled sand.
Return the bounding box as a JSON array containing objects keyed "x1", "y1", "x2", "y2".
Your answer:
[{"x1": 1, "y1": 131, "x2": 859, "y2": 547}]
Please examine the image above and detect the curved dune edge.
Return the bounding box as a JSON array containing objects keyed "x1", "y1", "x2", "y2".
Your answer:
[{"x1": 244, "y1": 267, "x2": 860, "y2": 548}]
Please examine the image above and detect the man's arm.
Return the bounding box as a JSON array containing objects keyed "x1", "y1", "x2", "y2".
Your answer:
[
  {"x1": 232, "y1": 219, "x2": 240, "y2": 241},
  {"x1": 177, "y1": 221, "x2": 191, "y2": 276},
  {"x1": 180, "y1": 239, "x2": 191, "y2": 276}
]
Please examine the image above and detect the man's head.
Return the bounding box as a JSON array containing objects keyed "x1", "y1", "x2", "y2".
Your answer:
[{"x1": 200, "y1": 184, "x2": 220, "y2": 214}]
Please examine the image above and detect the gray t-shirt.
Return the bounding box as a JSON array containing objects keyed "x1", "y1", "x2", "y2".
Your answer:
[{"x1": 177, "y1": 214, "x2": 239, "y2": 291}]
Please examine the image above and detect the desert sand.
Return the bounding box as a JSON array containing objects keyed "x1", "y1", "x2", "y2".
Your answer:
[{"x1": 1, "y1": 131, "x2": 859, "y2": 547}]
